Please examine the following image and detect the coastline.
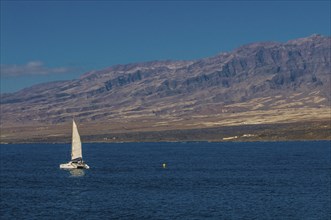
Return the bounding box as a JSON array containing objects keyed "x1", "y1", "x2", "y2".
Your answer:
[{"x1": 1, "y1": 121, "x2": 330, "y2": 144}]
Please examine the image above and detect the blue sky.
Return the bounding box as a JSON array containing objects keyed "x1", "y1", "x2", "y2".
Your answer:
[{"x1": 1, "y1": 1, "x2": 330, "y2": 93}]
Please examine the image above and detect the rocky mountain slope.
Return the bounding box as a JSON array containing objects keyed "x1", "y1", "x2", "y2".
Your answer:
[{"x1": 1, "y1": 34, "x2": 330, "y2": 142}]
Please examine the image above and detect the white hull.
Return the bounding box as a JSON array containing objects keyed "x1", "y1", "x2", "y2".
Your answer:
[{"x1": 60, "y1": 161, "x2": 90, "y2": 169}]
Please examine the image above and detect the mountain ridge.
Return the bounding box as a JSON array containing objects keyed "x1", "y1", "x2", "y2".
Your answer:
[{"x1": 1, "y1": 34, "x2": 330, "y2": 142}]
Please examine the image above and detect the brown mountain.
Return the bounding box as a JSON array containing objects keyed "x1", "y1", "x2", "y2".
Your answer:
[{"x1": 1, "y1": 34, "x2": 330, "y2": 143}]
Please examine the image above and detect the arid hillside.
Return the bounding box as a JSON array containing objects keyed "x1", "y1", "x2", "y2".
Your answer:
[{"x1": 1, "y1": 34, "x2": 330, "y2": 143}]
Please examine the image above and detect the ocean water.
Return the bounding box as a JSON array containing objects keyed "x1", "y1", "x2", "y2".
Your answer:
[{"x1": 0, "y1": 141, "x2": 330, "y2": 219}]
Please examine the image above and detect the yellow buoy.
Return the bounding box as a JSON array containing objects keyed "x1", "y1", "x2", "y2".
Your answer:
[{"x1": 162, "y1": 163, "x2": 166, "y2": 169}]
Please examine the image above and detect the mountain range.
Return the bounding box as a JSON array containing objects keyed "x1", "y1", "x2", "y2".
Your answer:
[{"x1": 1, "y1": 34, "x2": 330, "y2": 143}]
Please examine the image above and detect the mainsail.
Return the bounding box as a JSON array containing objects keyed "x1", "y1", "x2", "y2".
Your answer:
[{"x1": 71, "y1": 120, "x2": 82, "y2": 160}]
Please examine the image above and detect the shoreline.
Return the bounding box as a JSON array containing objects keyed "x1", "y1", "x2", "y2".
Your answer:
[
  {"x1": 1, "y1": 139, "x2": 330, "y2": 145},
  {"x1": 1, "y1": 121, "x2": 330, "y2": 144}
]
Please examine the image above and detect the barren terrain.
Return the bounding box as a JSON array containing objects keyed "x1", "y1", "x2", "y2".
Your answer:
[{"x1": 1, "y1": 34, "x2": 330, "y2": 143}]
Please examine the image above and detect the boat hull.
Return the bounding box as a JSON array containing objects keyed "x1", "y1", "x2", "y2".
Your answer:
[{"x1": 60, "y1": 161, "x2": 90, "y2": 169}]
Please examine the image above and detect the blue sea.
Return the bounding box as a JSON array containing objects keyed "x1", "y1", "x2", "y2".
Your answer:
[{"x1": 1, "y1": 141, "x2": 330, "y2": 219}]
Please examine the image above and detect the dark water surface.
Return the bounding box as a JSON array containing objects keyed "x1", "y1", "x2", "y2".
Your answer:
[{"x1": 1, "y1": 141, "x2": 330, "y2": 219}]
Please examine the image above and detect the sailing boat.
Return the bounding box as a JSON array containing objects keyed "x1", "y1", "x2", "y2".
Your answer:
[{"x1": 60, "y1": 120, "x2": 90, "y2": 169}]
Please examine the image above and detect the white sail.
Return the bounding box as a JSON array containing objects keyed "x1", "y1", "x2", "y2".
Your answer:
[
  {"x1": 60, "y1": 119, "x2": 89, "y2": 169},
  {"x1": 71, "y1": 120, "x2": 82, "y2": 160}
]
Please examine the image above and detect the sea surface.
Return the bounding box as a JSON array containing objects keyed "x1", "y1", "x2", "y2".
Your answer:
[{"x1": 0, "y1": 141, "x2": 330, "y2": 219}]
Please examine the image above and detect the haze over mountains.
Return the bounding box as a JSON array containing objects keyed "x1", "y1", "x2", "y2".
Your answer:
[{"x1": 1, "y1": 34, "x2": 330, "y2": 142}]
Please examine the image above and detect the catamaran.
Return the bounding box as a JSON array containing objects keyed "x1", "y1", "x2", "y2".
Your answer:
[{"x1": 60, "y1": 120, "x2": 90, "y2": 169}]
